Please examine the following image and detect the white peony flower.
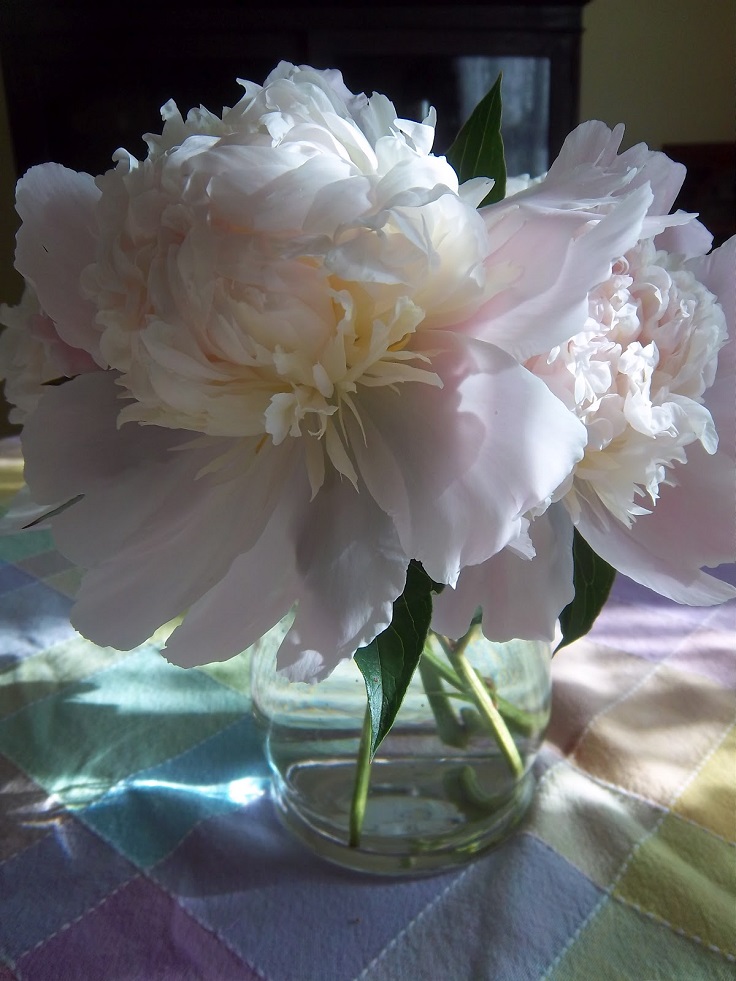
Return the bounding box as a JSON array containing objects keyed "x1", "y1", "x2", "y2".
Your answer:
[
  {"x1": 434, "y1": 122, "x2": 735, "y2": 643},
  {"x1": 78, "y1": 62, "x2": 504, "y2": 498},
  {"x1": 12, "y1": 71, "x2": 654, "y2": 678}
]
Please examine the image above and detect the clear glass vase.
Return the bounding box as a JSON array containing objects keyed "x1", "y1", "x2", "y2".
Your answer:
[{"x1": 251, "y1": 617, "x2": 551, "y2": 876}]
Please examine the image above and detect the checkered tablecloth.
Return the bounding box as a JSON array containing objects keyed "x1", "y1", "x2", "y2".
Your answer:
[{"x1": 0, "y1": 437, "x2": 734, "y2": 981}]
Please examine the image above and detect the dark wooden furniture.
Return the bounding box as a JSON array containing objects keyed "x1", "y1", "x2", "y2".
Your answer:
[{"x1": 1, "y1": 1, "x2": 590, "y2": 177}]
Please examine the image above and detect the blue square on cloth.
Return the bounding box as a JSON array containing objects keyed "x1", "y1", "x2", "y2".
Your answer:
[
  {"x1": 80, "y1": 714, "x2": 269, "y2": 869},
  {"x1": 0, "y1": 581, "x2": 76, "y2": 664},
  {"x1": 0, "y1": 562, "x2": 36, "y2": 595},
  {"x1": 0, "y1": 646, "x2": 250, "y2": 807},
  {"x1": 345, "y1": 832, "x2": 606, "y2": 981},
  {"x1": 151, "y1": 798, "x2": 464, "y2": 981}
]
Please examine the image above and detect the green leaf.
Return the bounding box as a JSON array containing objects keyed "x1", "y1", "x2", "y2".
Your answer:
[
  {"x1": 354, "y1": 560, "x2": 437, "y2": 758},
  {"x1": 445, "y1": 73, "x2": 506, "y2": 205},
  {"x1": 556, "y1": 530, "x2": 616, "y2": 652}
]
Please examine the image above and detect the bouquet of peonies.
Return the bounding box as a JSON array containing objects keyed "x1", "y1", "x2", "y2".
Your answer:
[{"x1": 1, "y1": 62, "x2": 734, "y2": 763}]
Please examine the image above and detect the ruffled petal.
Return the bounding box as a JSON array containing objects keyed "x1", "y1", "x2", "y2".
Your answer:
[
  {"x1": 431, "y1": 505, "x2": 575, "y2": 642},
  {"x1": 566, "y1": 233, "x2": 736, "y2": 604},
  {"x1": 575, "y1": 445, "x2": 736, "y2": 606},
  {"x1": 15, "y1": 164, "x2": 103, "y2": 362},
  {"x1": 655, "y1": 215, "x2": 713, "y2": 259},
  {"x1": 351, "y1": 332, "x2": 587, "y2": 585},
  {"x1": 542, "y1": 120, "x2": 713, "y2": 260},
  {"x1": 469, "y1": 184, "x2": 653, "y2": 360},
  {"x1": 541, "y1": 121, "x2": 684, "y2": 214}
]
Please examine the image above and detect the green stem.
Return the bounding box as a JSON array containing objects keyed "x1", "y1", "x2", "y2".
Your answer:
[
  {"x1": 421, "y1": 639, "x2": 465, "y2": 691},
  {"x1": 418, "y1": 656, "x2": 468, "y2": 748},
  {"x1": 431, "y1": 630, "x2": 541, "y2": 740},
  {"x1": 348, "y1": 704, "x2": 373, "y2": 848},
  {"x1": 446, "y1": 627, "x2": 525, "y2": 779},
  {"x1": 494, "y1": 694, "x2": 545, "y2": 737}
]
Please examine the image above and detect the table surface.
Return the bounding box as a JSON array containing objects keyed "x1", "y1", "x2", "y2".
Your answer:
[{"x1": 0, "y1": 437, "x2": 734, "y2": 981}]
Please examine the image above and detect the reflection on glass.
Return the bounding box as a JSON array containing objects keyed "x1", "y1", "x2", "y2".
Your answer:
[{"x1": 455, "y1": 56, "x2": 551, "y2": 178}]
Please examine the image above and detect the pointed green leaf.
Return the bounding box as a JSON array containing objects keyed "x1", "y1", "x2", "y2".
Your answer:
[
  {"x1": 354, "y1": 560, "x2": 437, "y2": 758},
  {"x1": 556, "y1": 530, "x2": 616, "y2": 652},
  {"x1": 445, "y1": 73, "x2": 506, "y2": 205}
]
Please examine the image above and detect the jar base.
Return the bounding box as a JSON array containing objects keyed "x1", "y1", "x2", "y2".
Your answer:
[{"x1": 269, "y1": 757, "x2": 536, "y2": 877}]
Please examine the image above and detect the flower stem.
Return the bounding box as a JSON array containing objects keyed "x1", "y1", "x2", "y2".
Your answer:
[
  {"x1": 431, "y1": 629, "x2": 540, "y2": 744},
  {"x1": 421, "y1": 638, "x2": 465, "y2": 691},
  {"x1": 348, "y1": 704, "x2": 373, "y2": 848},
  {"x1": 446, "y1": 628, "x2": 524, "y2": 779},
  {"x1": 418, "y1": 655, "x2": 467, "y2": 748}
]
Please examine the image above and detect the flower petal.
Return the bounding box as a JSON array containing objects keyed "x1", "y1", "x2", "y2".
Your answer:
[
  {"x1": 572, "y1": 235, "x2": 736, "y2": 604},
  {"x1": 469, "y1": 184, "x2": 653, "y2": 361},
  {"x1": 22, "y1": 372, "x2": 299, "y2": 648},
  {"x1": 542, "y1": 120, "x2": 684, "y2": 215},
  {"x1": 575, "y1": 447, "x2": 736, "y2": 606},
  {"x1": 162, "y1": 495, "x2": 300, "y2": 669},
  {"x1": 276, "y1": 473, "x2": 409, "y2": 681},
  {"x1": 15, "y1": 164, "x2": 103, "y2": 362},
  {"x1": 158, "y1": 456, "x2": 409, "y2": 679},
  {"x1": 431, "y1": 505, "x2": 575, "y2": 641},
  {"x1": 351, "y1": 332, "x2": 587, "y2": 586}
]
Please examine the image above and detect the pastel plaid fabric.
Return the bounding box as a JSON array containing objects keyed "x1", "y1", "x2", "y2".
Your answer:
[{"x1": 0, "y1": 438, "x2": 734, "y2": 981}]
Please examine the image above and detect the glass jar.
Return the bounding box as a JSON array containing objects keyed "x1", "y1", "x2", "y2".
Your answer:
[{"x1": 251, "y1": 617, "x2": 551, "y2": 876}]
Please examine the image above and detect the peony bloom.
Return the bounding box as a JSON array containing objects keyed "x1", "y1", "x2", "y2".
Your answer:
[
  {"x1": 12, "y1": 68, "x2": 653, "y2": 678},
  {"x1": 556, "y1": 233, "x2": 736, "y2": 606},
  {"x1": 434, "y1": 122, "x2": 735, "y2": 642}
]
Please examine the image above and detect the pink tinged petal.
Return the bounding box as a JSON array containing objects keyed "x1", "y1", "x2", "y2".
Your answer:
[
  {"x1": 616, "y1": 143, "x2": 685, "y2": 216},
  {"x1": 14, "y1": 164, "x2": 103, "y2": 363},
  {"x1": 66, "y1": 435, "x2": 298, "y2": 650},
  {"x1": 432, "y1": 505, "x2": 575, "y2": 642},
  {"x1": 166, "y1": 464, "x2": 408, "y2": 681},
  {"x1": 163, "y1": 491, "x2": 302, "y2": 669},
  {"x1": 544, "y1": 120, "x2": 626, "y2": 176},
  {"x1": 470, "y1": 184, "x2": 653, "y2": 361},
  {"x1": 516, "y1": 120, "x2": 711, "y2": 262},
  {"x1": 655, "y1": 215, "x2": 713, "y2": 259},
  {"x1": 687, "y1": 237, "x2": 736, "y2": 349},
  {"x1": 687, "y1": 238, "x2": 736, "y2": 452},
  {"x1": 541, "y1": 121, "x2": 685, "y2": 214},
  {"x1": 21, "y1": 372, "x2": 176, "y2": 505},
  {"x1": 276, "y1": 473, "x2": 409, "y2": 682},
  {"x1": 26, "y1": 305, "x2": 98, "y2": 377},
  {"x1": 574, "y1": 441, "x2": 736, "y2": 606},
  {"x1": 22, "y1": 372, "x2": 299, "y2": 649},
  {"x1": 351, "y1": 333, "x2": 587, "y2": 587}
]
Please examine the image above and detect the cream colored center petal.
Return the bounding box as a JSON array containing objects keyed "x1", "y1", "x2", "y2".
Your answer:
[
  {"x1": 258, "y1": 285, "x2": 442, "y2": 491},
  {"x1": 117, "y1": 269, "x2": 442, "y2": 495}
]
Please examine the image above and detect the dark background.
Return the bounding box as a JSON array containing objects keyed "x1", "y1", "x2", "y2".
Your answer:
[{"x1": 0, "y1": 0, "x2": 590, "y2": 177}]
